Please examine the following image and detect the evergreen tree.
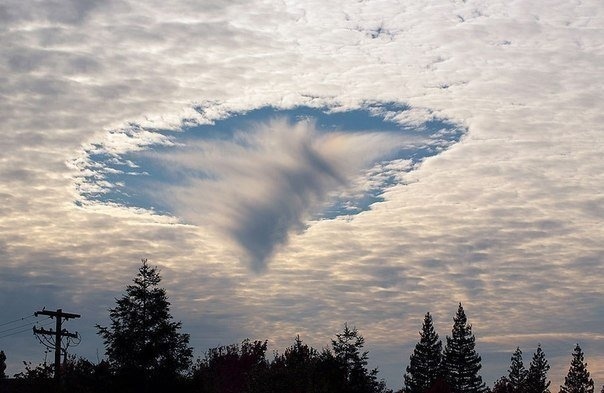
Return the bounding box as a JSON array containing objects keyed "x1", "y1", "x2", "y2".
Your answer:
[
  {"x1": 0, "y1": 350, "x2": 6, "y2": 379},
  {"x1": 507, "y1": 347, "x2": 528, "y2": 393},
  {"x1": 331, "y1": 323, "x2": 391, "y2": 393},
  {"x1": 492, "y1": 377, "x2": 512, "y2": 393},
  {"x1": 442, "y1": 303, "x2": 487, "y2": 393},
  {"x1": 192, "y1": 339, "x2": 269, "y2": 393},
  {"x1": 96, "y1": 259, "x2": 193, "y2": 387},
  {"x1": 559, "y1": 344, "x2": 594, "y2": 393},
  {"x1": 269, "y1": 336, "x2": 321, "y2": 393},
  {"x1": 526, "y1": 345, "x2": 550, "y2": 393},
  {"x1": 403, "y1": 312, "x2": 443, "y2": 393}
]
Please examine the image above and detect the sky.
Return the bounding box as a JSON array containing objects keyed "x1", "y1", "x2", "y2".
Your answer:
[{"x1": 0, "y1": 0, "x2": 603, "y2": 390}]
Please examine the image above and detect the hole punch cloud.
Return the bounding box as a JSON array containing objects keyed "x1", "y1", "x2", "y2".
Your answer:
[{"x1": 75, "y1": 104, "x2": 465, "y2": 270}]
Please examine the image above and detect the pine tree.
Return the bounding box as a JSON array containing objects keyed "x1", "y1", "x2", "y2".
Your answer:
[
  {"x1": 269, "y1": 336, "x2": 320, "y2": 393},
  {"x1": 0, "y1": 350, "x2": 6, "y2": 379},
  {"x1": 192, "y1": 339, "x2": 268, "y2": 393},
  {"x1": 332, "y1": 323, "x2": 391, "y2": 393},
  {"x1": 526, "y1": 344, "x2": 550, "y2": 393},
  {"x1": 97, "y1": 259, "x2": 193, "y2": 386},
  {"x1": 442, "y1": 303, "x2": 487, "y2": 393},
  {"x1": 559, "y1": 344, "x2": 594, "y2": 393},
  {"x1": 508, "y1": 347, "x2": 528, "y2": 393},
  {"x1": 403, "y1": 312, "x2": 443, "y2": 393},
  {"x1": 492, "y1": 377, "x2": 512, "y2": 393}
]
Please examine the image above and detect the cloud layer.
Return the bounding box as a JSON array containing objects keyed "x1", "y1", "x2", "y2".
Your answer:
[{"x1": 0, "y1": 0, "x2": 603, "y2": 389}]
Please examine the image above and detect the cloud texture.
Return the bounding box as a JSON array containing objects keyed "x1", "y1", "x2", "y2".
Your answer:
[{"x1": 0, "y1": 0, "x2": 603, "y2": 389}]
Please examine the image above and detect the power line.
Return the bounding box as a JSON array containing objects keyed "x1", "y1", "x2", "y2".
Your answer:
[
  {"x1": 0, "y1": 316, "x2": 51, "y2": 335},
  {"x1": 0, "y1": 314, "x2": 35, "y2": 328},
  {"x1": 0, "y1": 319, "x2": 54, "y2": 340}
]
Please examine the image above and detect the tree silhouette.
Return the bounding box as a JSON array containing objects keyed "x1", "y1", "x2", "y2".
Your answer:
[
  {"x1": 442, "y1": 304, "x2": 487, "y2": 393},
  {"x1": 526, "y1": 345, "x2": 550, "y2": 393},
  {"x1": 559, "y1": 344, "x2": 594, "y2": 393},
  {"x1": 403, "y1": 312, "x2": 443, "y2": 393},
  {"x1": 269, "y1": 335, "x2": 320, "y2": 393},
  {"x1": 0, "y1": 350, "x2": 6, "y2": 379},
  {"x1": 492, "y1": 377, "x2": 512, "y2": 393},
  {"x1": 507, "y1": 347, "x2": 528, "y2": 393},
  {"x1": 96, "y1": 259, "x2": 192, "y2": 389},
  {"x1": 192, "y1": 339, "x2": 269, "y2": 393},
  {"x1": 331, "y1": 323, "x2": 391, "y2": 393}
]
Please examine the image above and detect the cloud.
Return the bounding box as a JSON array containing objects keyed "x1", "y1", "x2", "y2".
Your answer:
[
  {"x1": 0, "y1": 0, "x2": 603, "y2": 389},
  {"x1": 146, "y1": 117, "x2": 421, "y2": 271}
]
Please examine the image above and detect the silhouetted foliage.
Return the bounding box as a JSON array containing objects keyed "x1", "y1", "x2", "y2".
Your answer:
[
  {"x1": 96, "y1": 259, "x2": 193, "y2": 391},
  {"x1": 13, "y1": 360, "x2": 53, "y2": 380},
  {"x1": 526, "y1": 345, "x2": 550, "y2": 393},
  {"x1": 0, "y1": 350, "x2": 6, "y2": 379},
  {"x1": 191, "y1": 339, "x2": 269, "y2": 393},
  {"x1": 268, "y1": 335, "x2": 322, "y2": 393},
  {"x1": 331, "y1": 323, "x2": 391, "y2": 393},
  {"x1": 403, "y1": 312, "x2": 443, "y2": 393},
  {"x1": 492, "y1": 377, "x2": 512, "y2": 393},
  {"x1": 507, "y1": 347, "x2": 527, "y2": 393},
  {"x1": 424, "y1": 377, "x2": 454, "y2": 393},
  {"x1": 7, "y1": 357, "x2": 111, "y2": 393},
  {"x1": 12, "y1": 361, "x2": 54, "y2": 393},
  {"x1": 559, "y1": 344, "x2": 594, "y2": 393},
  {"x1": 7, "y1": 302, "x2": 602, "y2": 393},
  {"x1": 61, "y1": 356, "x2": 113, "y2": 393},
  {"x1": 442, "y1": 304, "x2": 487, "y2": 393}
]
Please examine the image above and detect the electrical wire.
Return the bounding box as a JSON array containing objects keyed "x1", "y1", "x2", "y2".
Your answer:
[
  {"x1": 0, "y1": 318, "x2": 54, "y2": 340},
  {"x1": 0, "y1": 317, "x2": 52, "y2": 335},
  {"x1": 0, "y1": 326, "x2": 37, "y2": 340},
  {"x1": 0, "y1": 314, "x2": 35, "y2": 328},
  {"x1": 34, "y1": 329, "x2": 56, "y2": 351}
]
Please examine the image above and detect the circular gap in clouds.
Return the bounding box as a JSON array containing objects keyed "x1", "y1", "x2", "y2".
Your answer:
[{"x1": 75, "y1": 102, "x2": 465, "y2": 220}]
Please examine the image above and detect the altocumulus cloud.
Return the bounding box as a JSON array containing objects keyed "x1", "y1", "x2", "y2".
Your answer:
[
  {"x1": 2, "y1": 0, "x2": 603, "y2": 387},
  {"x1": 77, "y1": 105, "x2": 462, "y2": 271}
]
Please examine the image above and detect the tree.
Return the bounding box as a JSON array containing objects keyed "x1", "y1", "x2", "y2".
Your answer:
[
  {"x1": 526, "y1": 345, "x2": 550, "y2": 393},
  {"x1": 492, "y1": 377, "x2": 512, "y2": 393},
  {"x1": 96, "y1": 259, "x2": 193, "y2": 387},
  {"x1": 493, "y1": 347, "x2": 529, "y2": 393},
  {"x1": 507, "y1": 347, "x2": 528, "y2": 393},
  {"x1": 0, "y1": 350, "x2": 6, "y2": 379},
  {"x1": 559, "y1": 344, "x2": 594, "y2": 393},
  {"x1": 191, "y1": 339, "x2": 269, "y2": 393},
  {"x1": 403, "y1": 312, "x2": 443, "y2": 393},
  {"x1": 269, "y1": 335, "x2": 320, "y2": 393},
  {"x1": 441, "y1": 303, "x2": 487, "y2": 393},
  {"x1": 331, "y1": 323, "x2": 391, "y2": 393}
]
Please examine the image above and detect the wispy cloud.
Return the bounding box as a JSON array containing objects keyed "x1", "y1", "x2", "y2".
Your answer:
[{"x1": 146, "y1": 117, "x2": 423, "y2": 271}]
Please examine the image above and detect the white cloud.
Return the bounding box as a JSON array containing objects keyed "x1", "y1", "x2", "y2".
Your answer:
[{"x1": 0, "y1": 0, "x2": 602, "y2": 389}]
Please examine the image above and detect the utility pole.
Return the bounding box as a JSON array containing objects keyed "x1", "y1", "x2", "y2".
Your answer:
[{"x1": 33, "y1": 308, "x2": 80, "y2": 383}]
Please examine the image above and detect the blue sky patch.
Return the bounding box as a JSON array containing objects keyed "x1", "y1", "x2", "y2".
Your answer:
[{"x1": 77, "y1": 103, "x2": 464, "y2": 220}]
